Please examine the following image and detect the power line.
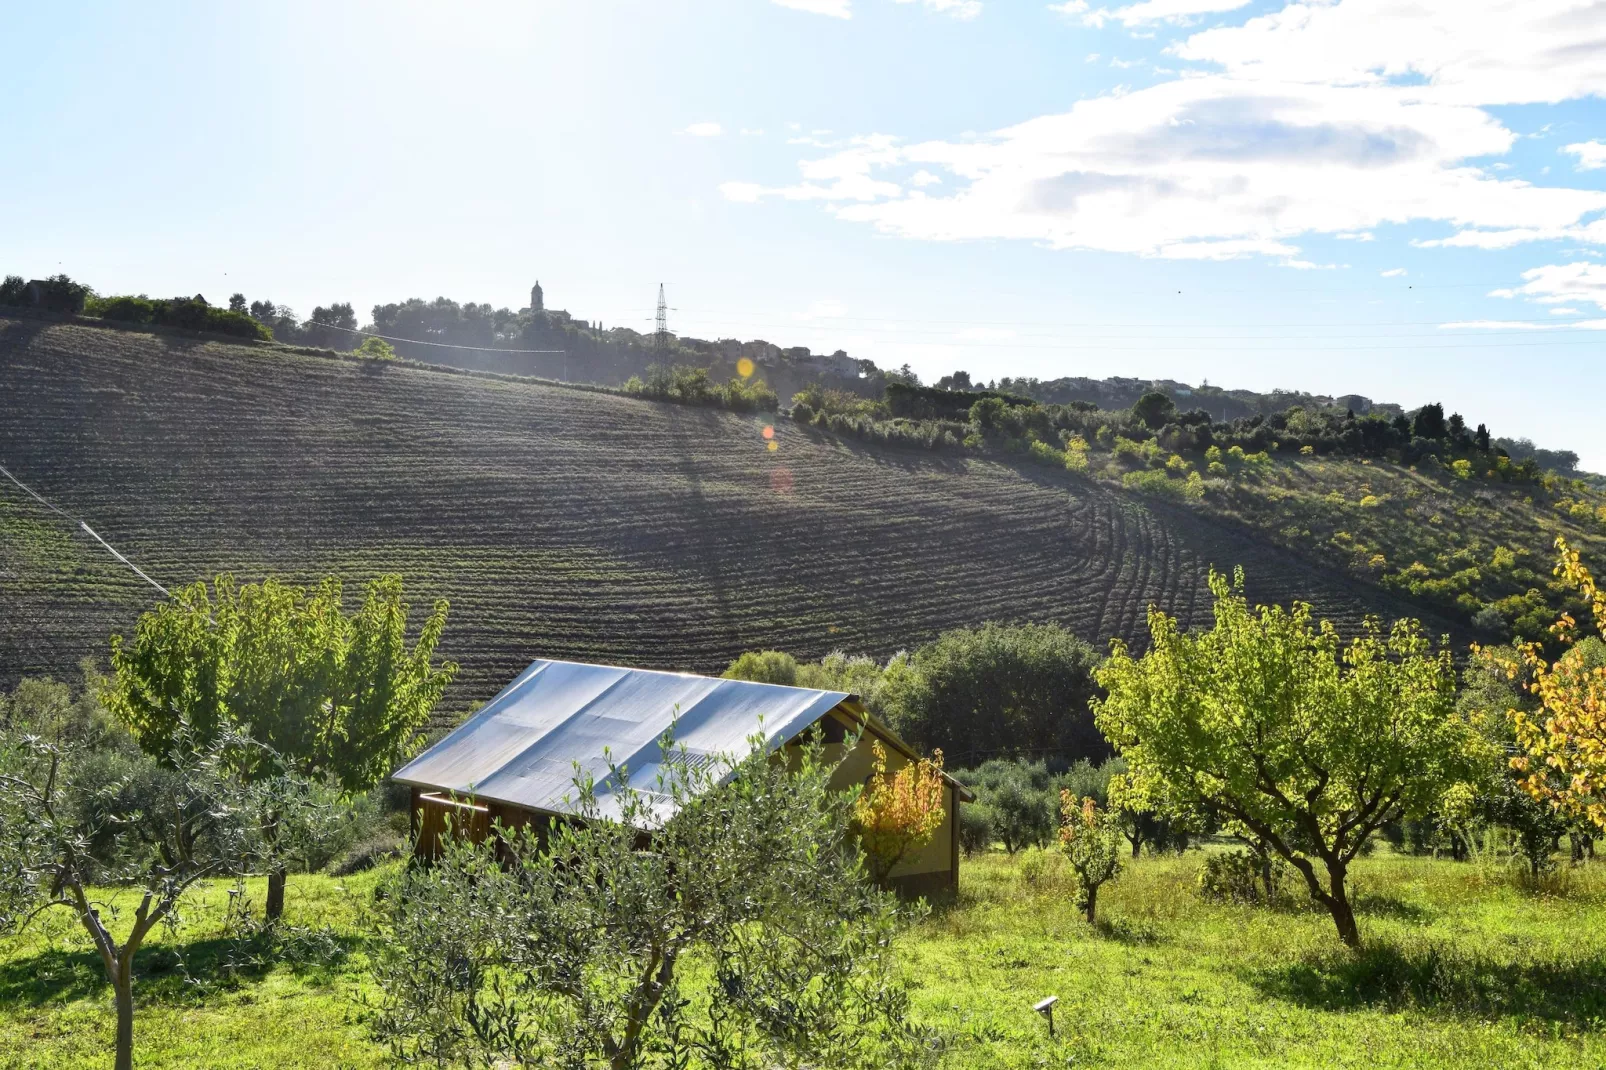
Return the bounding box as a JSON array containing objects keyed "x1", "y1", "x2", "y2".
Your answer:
[
  {"x1": 635, "y1": 324, "x2": 1606, "y2": 353},
  {"x1": 310, "y1": 321, "x2": 566, "y2": 355},
  {"x1": 650, "y1": 315, "x2": 1605, "y2": 342},
  {"x1": 0, "y1": 462, "x2": 170, "y2": 599}
]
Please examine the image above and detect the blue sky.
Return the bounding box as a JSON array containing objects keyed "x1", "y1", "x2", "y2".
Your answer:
[{"x1": 4, "y1": 1, "x2": 1604, "y2": 466}]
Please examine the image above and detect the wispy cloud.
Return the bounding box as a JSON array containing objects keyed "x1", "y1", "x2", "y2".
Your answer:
[
  {"x1": 1381, "y1": 268, "x2": 1407, "y2": 277},
  {"x1": 1490, "y1": 262, "x2": 1606, "y2": 311},
  {"x1": 773, "y1": 0, "x2": 851, "y2": 18},
  {"x1": 683, "y1": 122, "x2": 723, "y2": 137},
  {"x1": 1073, "y1": 0, "x2": 1250, "y2": 29},
  {"x1": 895, "y1": 0, "x2": 982, "y2": 18},
  {"x1": 1441, "y1": 318, "x2": 1606, "y2": 330}
]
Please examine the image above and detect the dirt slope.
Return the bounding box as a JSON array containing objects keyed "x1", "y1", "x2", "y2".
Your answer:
[{"x1": 0, "y1": 317, "x2": 1460, "y2": 718}]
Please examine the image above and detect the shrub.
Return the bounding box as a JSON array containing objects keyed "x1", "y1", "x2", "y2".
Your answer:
[
  {"x1": 958, "y1": 803, "x2": 995, "y2": 855},
  {"x1": 1028, "y1": 439, "x2": 1066, "y2": 466},
  {"x1": 0, "y1": 275, "x2": 26, "y2": 306},
  {"x1": 1122, "y1": 468, "x2": 1205, "y2": 502},
  {"x1": 355, "y1": 336, "x2": 397, "y2": 360},
  {"x1": 722, "y1": 649, "x2": 799, "y2": 685},
  {"x1": 991, "y1": 776, "x2": 1055, "y2": 853},
  {"x1": 329, "y1": 832, "x2": 405, "y2": 876},
  {"x1": 1198, "y1": 848, "x2": 1288, "y2": 905}
]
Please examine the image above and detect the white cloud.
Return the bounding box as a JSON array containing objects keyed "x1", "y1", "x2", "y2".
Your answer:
[
  {"x1": 729, "y1": 77, "x2": 1606, "y2": 258},
  {"x1": 1085, "y1": 53, "x2": 1101, "y2": 63},
  {"x1": 1416, "y1": 218, "x2": 1606, "y2": 249},
  {"x1": 1565, "y1": 140, "x2": 1606, "y2": 171},
  {"x1": 1081, "y1": 0, "x2": 1250, "y2": 29},
  {"x1": 895, "y1": 0, "x2": 983, "y2": 18},
  {"x1": 726, "y1": 2, "x2": 1606, "y2": 261},
  {"x1": 1336, "y1": 230, "x2": 1375, "y2": 241},
  {"x1": 740, "y1": 128, "x2": 766, "y2": 137},
  {"x1": 1490, "y1": 261, "x2": 1606, "y2": 310},
  {"x1": 1381, "y1": 267, "x2": 1407, "y2": 276},
  {"x1": 1281, "y1": 258, "x2": 1340, "y2": 269},
  {"x1": 1049, "y1": 2, "x2": 1090, "y2": 13},
  {"x1": 910, "y1": 169, "x2": 943, "y2": 186},
  {"x1": 773, "y1": 0, "x2": 851, "y2": 17},
  {"x1": 683, "y1": 122, "x2": 723, "y2": 137},
  {"x1": 1176, "y1": 1, "x2": 1606, "y2": 108},
  {"x1": 1552, "y1": 307, "x2": 1582, "y2": 315}
]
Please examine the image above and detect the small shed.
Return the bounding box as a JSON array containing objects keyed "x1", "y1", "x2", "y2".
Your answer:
[{"x1": 390, "y1": 658, "x2": 969, "y2": 898}]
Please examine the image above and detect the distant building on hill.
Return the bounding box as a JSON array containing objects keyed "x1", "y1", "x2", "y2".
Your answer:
[{"x1": 530, "y1": 281, "x2": 544, "y2": 314}]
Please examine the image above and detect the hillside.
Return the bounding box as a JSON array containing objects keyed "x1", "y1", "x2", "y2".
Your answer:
[{"x1": 0, "y1": 316, "x2": 1468, "y2": 721}]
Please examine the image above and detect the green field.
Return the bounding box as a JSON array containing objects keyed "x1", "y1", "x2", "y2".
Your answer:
[
  {"x1": 0, "y1": 316, "x2": 1470, "y2": 723},
  {"x1": 4, "y1": 850, "x2": 1604, "y2": 1069}
]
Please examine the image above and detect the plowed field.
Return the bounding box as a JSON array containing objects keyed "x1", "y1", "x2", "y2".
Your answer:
[{"x1": 0, "y1": 317, "x2": 1458, "y2": 720}]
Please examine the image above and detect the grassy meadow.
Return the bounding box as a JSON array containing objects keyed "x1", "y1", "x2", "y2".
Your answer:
[{"x1": 4, "y1": 848, "x2": 1605, "y2": 1068}]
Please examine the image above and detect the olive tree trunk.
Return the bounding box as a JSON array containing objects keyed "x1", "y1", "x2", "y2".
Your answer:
[{"x1": 266, "y1": 866, "x2": 287, "y2": 923}]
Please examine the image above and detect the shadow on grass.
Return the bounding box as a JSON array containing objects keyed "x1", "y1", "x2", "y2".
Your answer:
[
  {"x1": 1094, "y1": 916, "x2": 1164, "y2": 945},
  {"x1": 1353, "y1": 892, "x2": 1436, "y2": 924},
  {"x1": 0, "y1": 926, "x2": 361, "y2": 1008},
  {"x1": 1249, "y1": 938, "x2": 1606, "y2": 1027}
]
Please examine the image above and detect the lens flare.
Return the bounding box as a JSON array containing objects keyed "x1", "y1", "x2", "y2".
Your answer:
[
  {"x1": 761, "y1": 425, "x2": 774, "y2": 440},
  {"x1": 736, "y1": 357, "x2": 755, "y2": 379},
  {"x1": 767, "y1": 440, "x2": 778, "y2": 452}
]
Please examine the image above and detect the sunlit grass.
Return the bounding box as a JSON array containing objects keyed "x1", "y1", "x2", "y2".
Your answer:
[
  {"x1": 907, "y1": 848, "x2": 1606, "y2": 1068},
  {"x1": 5, "y1": 850, "x2": 1605, "y2": 1067}
]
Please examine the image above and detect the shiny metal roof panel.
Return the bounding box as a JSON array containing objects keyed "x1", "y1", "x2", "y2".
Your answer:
[{"x1": 392, "y1": 658, "x2": 851, "y2": 823}]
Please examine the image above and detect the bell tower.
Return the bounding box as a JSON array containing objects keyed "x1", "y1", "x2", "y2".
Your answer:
[{"x1": 530, "y1": 281, "x2": 544, "y2": 313}]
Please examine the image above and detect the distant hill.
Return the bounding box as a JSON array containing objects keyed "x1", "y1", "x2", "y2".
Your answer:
[{"x1": 0, "y1": 316, "x2": 1473, "y2": 721}]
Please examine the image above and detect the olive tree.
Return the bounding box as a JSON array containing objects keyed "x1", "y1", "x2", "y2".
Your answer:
[
  {"x1": 105, "y1": 573, "x2": 455, "y2": 920},
  {"x1": 0, "y1": 727, "x2": 305, "y2": 1070},
  {"x1": 1094, "y1": 569, "x2": 1477, "y2": 948},
  {"x1": 371, "y1": 732, "x2": 928, "y2": 1069}
]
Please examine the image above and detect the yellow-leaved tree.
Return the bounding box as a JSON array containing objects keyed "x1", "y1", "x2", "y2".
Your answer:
[
  {"x1": 853, "y1": 740, "x2": 946, "y2": 886},
  {"x1": 1058, "y1": 793, "x2": 1125, "y2": 923},
  {"x1": 1510, "y1": 537, "x2": 1606, "y2": 829}
]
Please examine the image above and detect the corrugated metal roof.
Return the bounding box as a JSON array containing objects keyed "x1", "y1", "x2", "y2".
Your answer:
[{"x1": 391, "y1": 658, "x2": 852, "y2": 824}]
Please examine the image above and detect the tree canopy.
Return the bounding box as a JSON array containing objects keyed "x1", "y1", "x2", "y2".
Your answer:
[{"x1": 1094, "y1": 569, "x2": 1476, "y2": 947}]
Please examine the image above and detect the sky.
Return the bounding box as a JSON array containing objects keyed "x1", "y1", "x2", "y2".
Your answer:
[{"x1": 3, "y1": 0, "x2": 1604, "y2": 466}]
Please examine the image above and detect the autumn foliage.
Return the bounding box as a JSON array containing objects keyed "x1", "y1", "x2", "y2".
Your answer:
[
  {"x1": 1510, "y1": 537, "x2": 1606, "y2": 830},
  {"x1": 1057, "y1": 792, "x2": 1125, "y2": 923},
  {"x1": 853, "y1": 740, "x2": 946, "y2": 885}
]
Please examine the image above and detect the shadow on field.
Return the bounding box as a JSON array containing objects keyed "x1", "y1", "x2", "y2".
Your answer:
[
  {"x1": 0, "y1": 926, "x2": 359, "y2": 1008},
  {"x1": 1352, "y1": 891, "x2": 1436, "y2": 924},
  {"x1": 1249, "y1": 939, "x2": 1606, "y2": 1027}
]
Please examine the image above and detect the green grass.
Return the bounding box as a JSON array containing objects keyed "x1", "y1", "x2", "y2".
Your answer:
[
  {"x1": 909, "y1": 850, "x2": 1606, "y2": 1068},
  {"x1": 6, "y1": 851, "x2": 1606, "y2": 1067},
  {"x1": 0, "y1": 871, "x2": 387, "y2": 1070}
]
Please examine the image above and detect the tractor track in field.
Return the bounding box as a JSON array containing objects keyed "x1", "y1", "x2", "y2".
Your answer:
[{"x1": 0, "y1": 317, "x2": 1461, "y2": 723}]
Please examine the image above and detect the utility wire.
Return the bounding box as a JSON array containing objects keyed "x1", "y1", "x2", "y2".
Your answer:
[
  {"x1": 0, "y1": 462, "x2": 170, "y2": 599},
  {"x1": 312, "y1": 322, "x2": 566, "y2": 355},
  {"x1": 650, "y1": 316, "x2": 1606, "y2": 342}
]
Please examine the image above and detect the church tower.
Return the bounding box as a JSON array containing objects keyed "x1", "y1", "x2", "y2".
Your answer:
[{"x1": 530, "y1": 281, "x2": 544, "y2": 313}]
